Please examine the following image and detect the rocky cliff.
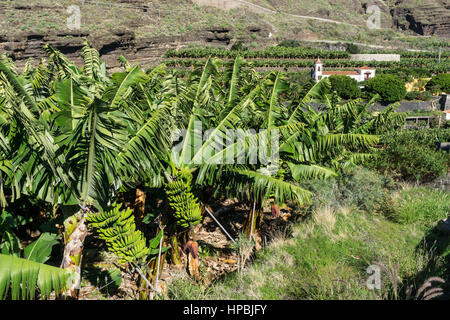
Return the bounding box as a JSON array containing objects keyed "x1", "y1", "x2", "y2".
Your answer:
[
  {"x1": 0, "y1": 0, "x2": 269, "y2": 69},
  {"x1": 392, "y1": 0, "x2": 450, "y2": 37}
]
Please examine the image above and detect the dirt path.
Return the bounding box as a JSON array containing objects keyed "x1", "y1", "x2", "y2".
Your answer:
[{"x1": 193, "y1": 0, "x2": 361, "y2": 27}]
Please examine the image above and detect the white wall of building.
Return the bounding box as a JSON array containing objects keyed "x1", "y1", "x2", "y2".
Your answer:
[{"x1": 313, "y1": 62, "x2": 376, "y2": 83}]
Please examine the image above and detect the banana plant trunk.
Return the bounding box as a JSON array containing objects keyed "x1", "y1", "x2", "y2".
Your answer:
[
  {"x1": 60, "y1": 208, "x2": 89, "y2": 299},
  {"x1": 138, "y1": 226, "x2": 167, "y2": 300},
  {"x1": 137, "y1": 265, "x2": 152, "y2": 300},
  {"x1": 134, "y1": 187, "x2": 146, "y2": 228},
  {"x1": 170, "y1": 234, "x2": 183, "y2": 266},
  {"x1": 244, "y1": 202, "x2": 263, "y2": 250}
]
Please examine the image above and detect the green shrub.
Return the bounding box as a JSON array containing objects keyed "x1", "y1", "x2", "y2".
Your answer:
[
  {"x1": 346, "y1": 43, "x2": 359, "y2": 54},
  {"x1": 303, "y1": 167, "x2": 396, "y2": 216},
  {"x1": 405, "y1": 91, "x2": 420, "y2": 101},
  {"x1": 365, "y1": 74, "x2": 407, "y2": 103},
  {"x1": 388, "y1": 128, "x2": 450, "y2": 149},
  {"x1": 329, "y1": 75, "x2": 361, "y2": 99},
  {"x1": 230, "y1": 41, "x2": 247, "y2": 51},
  {"x1": 277, "y1": 39, "x2": 302, "y2": 48},
  {"x1": 368, "y1": 129, "x2": 449, "y2": 183},
  {"x1": 302, "y1": 177, "x2": 341, "y2": 213},
  {"x1": 380, "y1": 68, "x2": 431, "y2": 83},
  {"x1": 390, "y1": 187, "x2": 450, "y2": 225},
  {"x1": 338, "y1": 168, "x2": 396, "y2": 215},
  {"x1": 405, "y1": 91, "x2": 433, "y2": 101},
  {"x1": 425, "y1": 73, "x2": 450, "y2": 94}
]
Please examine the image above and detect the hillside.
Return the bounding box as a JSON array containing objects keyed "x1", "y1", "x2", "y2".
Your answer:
[{"x1": 0, "y1": 0, "x2": 448, "y2": 69}]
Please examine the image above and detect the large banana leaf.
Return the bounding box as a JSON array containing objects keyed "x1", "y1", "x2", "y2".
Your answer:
[
  {"x1": 226, "y1": 56, "x2": 244, "y2": 105},
  {"x1": 24, "y1": 232, "x2": 60, "y2": 264},
  {"x1": 288, "y1": 77, "x2": 331, "y2": 124},
  {"x1": 187, "y1": 74, "x2": 269, "y2": 166},
  {"x1": 0, "y1": 254, "x2": 74, "y2": 300},
  {"x1": 224, "y1": 167, "x2": 313, "y2": 205},
  {"x1": 117, "y1": 104, "x2": 174, "y2": 187}
]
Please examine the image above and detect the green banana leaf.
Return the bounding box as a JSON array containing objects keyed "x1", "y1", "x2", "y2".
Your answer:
[
  {"x1": 24, "y1": 233, "x2": 60, "y2": 264},
  {"x1": 0, "y1": 254, "x2": 74, "y2": 300}
]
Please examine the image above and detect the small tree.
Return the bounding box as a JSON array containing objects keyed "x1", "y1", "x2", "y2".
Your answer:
[
  {"x1": 329, "y1": 75, "x2": 361, "y2": 99},
  {"x1": 277, "y1": 39, "x2": 301, "y2": 47},
  {"x1": 365, "y1": 74, "x2": 406, "y2": 103},
  {"x1": 230, "y1": 41, "x2": 247, "y2": 51},
  {"x1": 425, "y1": 73, "x2": 450, "y2": 94},
  {"x1": 346, "y1": 43, "x2": 359, "y2": 54}
]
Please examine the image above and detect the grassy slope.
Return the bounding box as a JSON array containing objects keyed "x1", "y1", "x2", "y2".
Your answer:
[
  {"x1": 165, "y1": 186, "x2": 450, "y2": 300},
  {"x1": 247, "y1": 0, "x2": 383, "y2": 25}
]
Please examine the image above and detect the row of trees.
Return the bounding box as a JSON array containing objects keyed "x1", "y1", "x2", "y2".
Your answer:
[
  {"x1": 164, "y1": 57, "x2": 450, "y2": 72},
  {"x1": 0, "y1": 43, "x2": 407, "y2": 299},
  {"x1": 165, "y1": 46, "x2": 350, "y2": 59},
  {"x1": 167, "y1": 45, "x2": 450, "y2": 60}
]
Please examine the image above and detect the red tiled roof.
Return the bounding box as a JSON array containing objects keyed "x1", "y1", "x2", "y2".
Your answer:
[
  {"x1": 315, "y1": 57, "x2": 322, "y2": 64},
  {"x1": 357, "y1": 66, "x2": 374, "y2": 70},
  {"x1": 322, "y1": 71, "x2": 359, "y2": 75}
]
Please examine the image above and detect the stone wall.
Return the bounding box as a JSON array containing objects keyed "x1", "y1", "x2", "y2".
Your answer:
[
  {"x1": 426, "y1": 173, "x2": 450, "y2": 192},
  {"x1": 350, "y1": 54, "x2": 400, "y2": 62}
]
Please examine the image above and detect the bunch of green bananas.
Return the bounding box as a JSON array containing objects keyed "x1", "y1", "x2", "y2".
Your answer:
[
  {"x1": 86, "y1": 204, "x2": 149, "y2": 264},
  {"x1": 165, "y1": 168, "x2": 202, "y2": 229}
]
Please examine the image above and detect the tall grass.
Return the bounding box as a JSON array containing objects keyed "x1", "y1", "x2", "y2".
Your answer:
[
  {"x1": 164, "y1": 169, "x2": 449, "y2": 300},
  {"x1": 390, "y1": 187, "x2": 449, "y2": 225}
]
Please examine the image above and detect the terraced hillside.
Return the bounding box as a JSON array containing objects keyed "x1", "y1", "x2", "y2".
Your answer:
[
  {"x1": 392, "y1": 0, "x2": 450, "y2": 37},
  {"x1": 0, "y1": 0, "x2": 448, "y2": 70}
]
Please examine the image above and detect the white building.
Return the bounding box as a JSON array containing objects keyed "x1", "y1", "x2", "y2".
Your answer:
[{"x1": 312, "y1": 58, "x2": 376, "y2": 82}]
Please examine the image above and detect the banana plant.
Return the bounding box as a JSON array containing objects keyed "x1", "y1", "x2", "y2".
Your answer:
[
  {"x1": 0, "y1": 43, "x2": 172, "y2": 298},
  {"x1": 0, "y1": 44, "x2": 396, "y2": 299}
]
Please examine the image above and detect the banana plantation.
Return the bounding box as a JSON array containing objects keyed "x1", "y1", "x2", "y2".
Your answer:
[{"x1": 0, "y1": 41, "x2": 411, "y2": 300}]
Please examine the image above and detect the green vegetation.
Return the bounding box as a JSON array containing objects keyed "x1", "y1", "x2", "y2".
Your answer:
[
  {"x1": 165, "y1": 57, "x2": 450, "y2": 74},
  {"x1": 405, "y1": 91, "x2": 433, "y2": 101},
  {"x1": 164, "y1": 46, "x2": 450, "y2": 75},
  {"x1": 0, "y1": 43, "x2": 387, "y2": 299},
  {"x1": 365, "y1": 74, "x2": 407, "y2": 103},
  {"x1": 368, "y1": 129, "x2": 450, "y2": 183},
  {"x1": 425, "y1": 73, "x2": 450, "y2": 94},
  {"x1": 346, "y1": 43, "x2": 359, "y2": 54},
  {"x1": 329, "y1": 75, "x2": 361, "y2": 99},
  {"x1": 379, "y1": 67, "x2": 432, "y2": 82},
  {"x1": 165, "y1": 46, "x2": 350, "y2": 59},
  {"x1": 165, "y1": 178, "x2": 449, "y2": 300},
  {"x1": 390, "y1": 187, "x2": 449, "y2": 225},
  {"x1": 0, "y1": 41, "x2": 447, "y2": 301}
]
